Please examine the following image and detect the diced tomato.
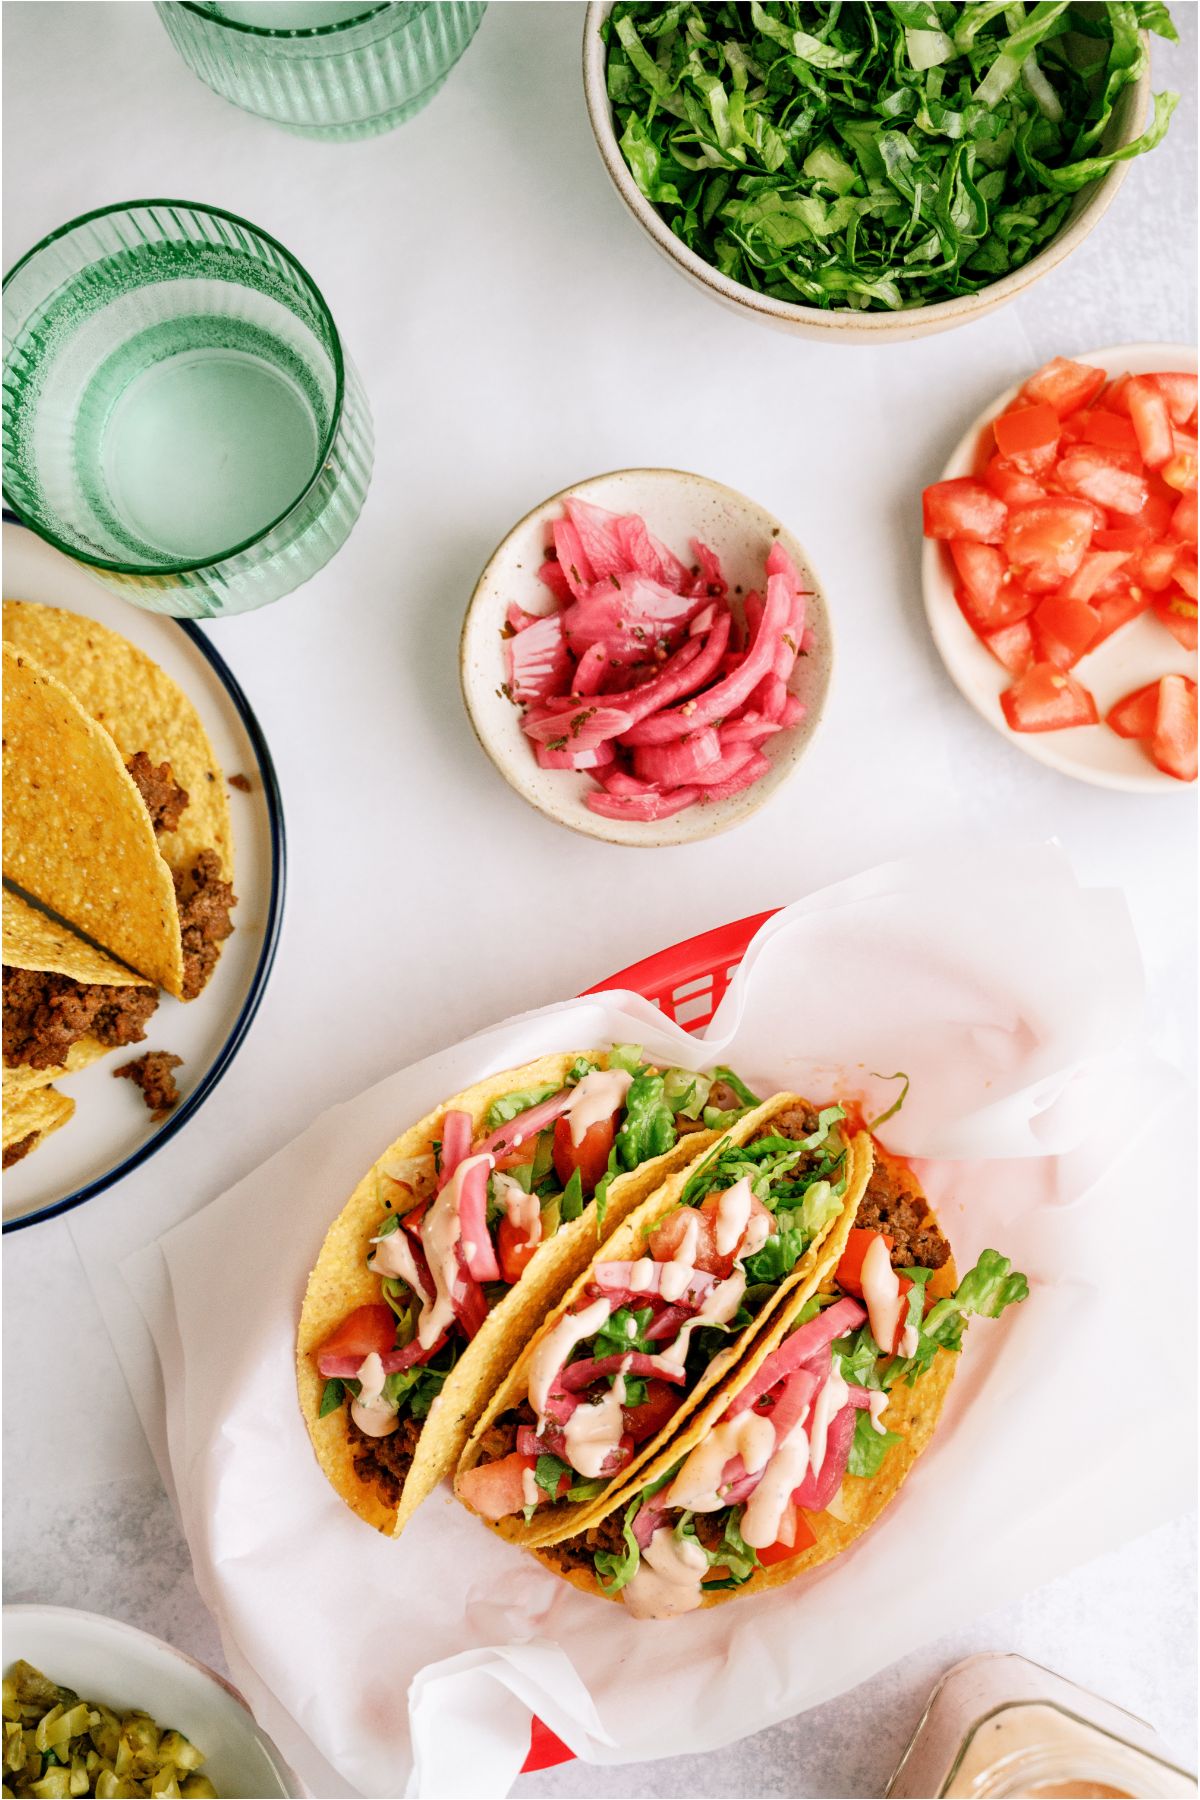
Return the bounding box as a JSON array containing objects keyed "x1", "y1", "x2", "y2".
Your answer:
[
  {"x1": 1106, "y1": 682, "x2": 1161, "y2": 740},
  {"x1": 1022, "y1": 357, "x2": 1106, "y2": 418},
  {"x1": 983, "y1": 454, "x2": 1045, "y2": 508},
  {"x1": 922, "y1": 478, "x2": 1007, "y2": 544},
  {"x1": 1101, "y1": 373, "x2": 1133, "y2": 416},
  {"x1": 1163, "y1": 454, "x2": 1198, "y2": 494},
  {"x1": 623, "y1": 1379, "x2": 683, "y2": 1445},
  {"x1": 457, "y1": 1452, "x2": 568, "y2": 1521},
  {"x1": 755, "y1": 1506, "x2": 818, "y2": 1566},
  {"x1": 1153, "y1": 591, "x2": 1199, "y2": 651},
  {"x1": 553, "y1": 1112, "x2": 616, "y2": 1196},
  {"x1": 1171, "y1": 489, "x2": 1197, "y2": 544},
  {"x1": 1056, "y1": 446, "x2": 1147, "y2": 516},
  {"x1": 1060, "y1": 550, "x2": 1131, "y2": 604},
  {"x1": 1151, "y1": 676, "x2": 1198, "y2": 782},
  {"x1": 1154, "y1": 372, "x2": 1198, "y2": 427},
  {"x1": 1135, "y1": 540, "x2": 1180, "y2": 592},
  {"x1": 951, "y1": 543, "x2": 1032, "y2": 632},
  {"x1": 1128, "y1": 377, "x2": 1174, "y2": 469},
  {"x1": 1123, "y1": 476, "x2": 1178, "y2": 540},
  {"x1": 1175, "y1": 550, "x2": 1198, "y2": 600},
  {"x1": 497, "y1": 1216, "x2": 541, "y2": 1285},
  {"x1": 993, "y1": 403, "x2": 1059, "y2": 473},
  {"x1": 1031, "y1": 596, "x2": 1102, "y2": 670},
  {"x1": 1004, "y1": 500, "x2": 1094, "y2": 592},
  {"x1": 1094, "y1": 524, "x2": 1153, "y2": 552},
  {"x1": 316, "y1": 1304, "x2": 396, "y2": 1362},
  {"x1": 983, "y1": 618, "x2": 1035, "y2": 676},
  {"x1": 836, "y1": 1227, "x2": 893, "y2": 1297},
  {"x1": 1001, "y1": 664, "x2": 1099, "y2": 733},
  {"x1": 1072, "y1": 410, "x2": 1141, "y2": 456},
  {"x1": 1092, "y1": 583, "x2": 1153, "y2": 647}
]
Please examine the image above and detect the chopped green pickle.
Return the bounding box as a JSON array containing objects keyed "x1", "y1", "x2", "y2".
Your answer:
[{"x1": 0, "y1": 1668, "x2": 216, "y2": 1800}]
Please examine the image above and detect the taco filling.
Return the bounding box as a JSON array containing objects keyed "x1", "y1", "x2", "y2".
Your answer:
[
  {"x1": 456, "y1": 1101, "x2": 861, "y2": 1528},
  {"x1": 547, "y1": 1171, "x2": 1028, "y2": 1619},
  {"x1": 311, "y1": 1050, "x2": 760, "y2": 1510},
  {"x1": 3, "y1": 965, "x2": 158, "y2": 1072}
]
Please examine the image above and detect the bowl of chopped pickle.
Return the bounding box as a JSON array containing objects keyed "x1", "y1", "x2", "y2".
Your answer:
[{"x1": 2, "y1": 1610, "x2": 299, "y2": 1799}]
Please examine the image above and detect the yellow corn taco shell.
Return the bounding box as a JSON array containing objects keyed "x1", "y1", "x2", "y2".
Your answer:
[
  {"x1": 2, "y1": 1082, "x2": 74, "y2": 1169},
  {"x1": 4, "y1": 602, "x2": 232, "y2": 884},
  {"x1": 2, "y1": 646, "x2": 185, "y2": 996},
  {"x1": 455, "y1": 1096, "x2": 874, "y2": 1550},
  {"x1": 2, "y1": 889, "x2": 153, "y2": 1101},
  {"x1": 296, "y1": 1052, "x2": 717, "y2": 1537},
  {"x1": 534, "y1": 1146, "x2": 958, "y2": 1607}
]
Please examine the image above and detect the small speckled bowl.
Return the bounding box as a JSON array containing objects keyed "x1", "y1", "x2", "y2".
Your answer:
[
  {"x1": 582, "y1": 2, "x2": 1153, "y2": 344},
  {"x1": 460, "y1": 468, "x2": 833, "y2": 847}
]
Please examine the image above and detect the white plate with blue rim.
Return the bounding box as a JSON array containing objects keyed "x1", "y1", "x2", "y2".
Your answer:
[{"x1": 2, "y1": 519, "x2": 286, "y2": 1230}]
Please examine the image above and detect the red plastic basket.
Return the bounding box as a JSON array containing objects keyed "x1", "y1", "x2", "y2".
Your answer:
[{"x1": 521, "y1": 908, "x2": 779, "y2": 1774}]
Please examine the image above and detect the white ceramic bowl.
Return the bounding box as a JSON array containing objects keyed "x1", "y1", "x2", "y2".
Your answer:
[
  {"x1": 582, "y1": 3, "x2": 1152, "y2": 343},
  {"x1": 460, "y1": 468, "x2": 833, "y2": 846},
  {"x1": 922, "y1": 342, "x2": 1197, "y2": 792},
  {"x1": 2, "y1": 1606, "x2": 302, "y2": 1798}
]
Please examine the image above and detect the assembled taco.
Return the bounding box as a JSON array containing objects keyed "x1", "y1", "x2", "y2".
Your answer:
[
  {"x1": 454, "y1": 1096, "x2": 874, "y2": 1545},
  {"x1": 530, "y1": 1143, "x2": 1028, "y2": 1618},
  {"x1": 2, "y1": 603, "x2": 236, "y2": 1000},
  {"x1": 297, "y1": 1047, "x2": 754, "y2": 1535},
  {"x1": 3, "y1": 889, "x2": 158, "y2": 1109},
  {"x1": 2, "y1": 1081, "x2": 74, "y2": 1171}
]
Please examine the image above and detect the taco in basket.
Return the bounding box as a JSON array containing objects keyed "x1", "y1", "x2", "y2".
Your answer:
[
  {"x1": 297, "y1": 1047, "x2": 758, "y2": 1535},
  {"x1": 454, "y1": 1096, "x2": 874, "y2": 1544},
  {"x1": 530, "y1": 1142, "x2": 1028, "y2": 1618},
  {"x1": 2, "y1": 603, "x2": 235, "y2": 1000}
]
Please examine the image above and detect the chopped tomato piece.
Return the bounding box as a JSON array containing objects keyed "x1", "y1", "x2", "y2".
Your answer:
[
  {"x1": 950, "y1": 543, "x2": 1031, "y2": 632},
  {"x1": 317, "y1": 1304, "x2": 396, "y2": 1362},
  {"x1": 553, "y1": 1112, "x2": 616, "y2": 1196},
  {"x1": 983, "y1": 454, "x2": 1045, "y2": 508},
  {"x1": 1022, "y1": 357, "x2": 1106, "y2": 418},
  {"x1": 836, "y1": 1227, "x2": 893, "y2": 1297},
  {"x1": 1001, "y1": 664, "x2": 1099, "y2": 733},
  {"x1": 1094, "y1": 523, "x2": 1153, "y2": 552},
  {"x1": 755, "y1": 1505, "x2": 818, "y2": 1566},
  {"x1": 1154, "y1": 372, "x2": 1198, "y2": 427},
  {"x1": 497, "y1": 1215, "x2": 541, "y2": 1285},
  {"x1": 1056, "y1": 446, "x2": 1147, "y2": 516},
  {"x1": 1092, "y1": 583, "x2": 1153, "y2": 647},
  {"x1": 1163, "y1": 453, "x2": 1198, "y2": 494},
  {"x1": 923, "y1": 478, "x2": 1007, "y2": 544},
  {"x1": 1031, "y1": 596, "x2": 1102, "y2": 670},
  {"x1": 1175, "y1": 550, "x2": 1198, "y2": 600},
  {"x1": 993, "y1": 402, "x2": 1059, "y2": 472},
  {"x1": 1123, "y1": 476, "x2": 1178, "y2": 540},
  {"x1": 1135, "y1": 540, "x2": 1180, "y2": 592},
  {"x1": 1153, "y1": 591, "x2": 1199, "y2": 651},
  {"x1": 623, "y1": 1379, "x2": 683, "y2": 1445},
  {"x1": 982, "y1": 619, "x2": 1035, "y2": 676},
  {"x1": 1152, "y1": 676, "x2": 1198, "y2": 782},
  {"x1": 1171, "y1": 489, "x2": 1197, "y2": 544},
  {"x1": 1003, "y1": 500, "x2": 1094, "y2": 592},
  {"x1": 1128, "y1": 377, "x2": 1174, "y2": 469},
  {"x1": 1072, "y1": 410, "x2": 1141, "y2": 456},
  {"x1": 1101, "y1": 373, "x2": 1133, "y2": 416},
  {"x1": 457, "y1": 1452, "x2": 566, "y2": 1521},
  {"x1": 1106, "y1": 682, "x2": 1161, "y2": 740},
  {"x1": 649, "y1": 1205, "x2": 723, "y2": 1272},
  {"x1": 1060, "y1": 550, "x2": 1131, "y2": 604}
]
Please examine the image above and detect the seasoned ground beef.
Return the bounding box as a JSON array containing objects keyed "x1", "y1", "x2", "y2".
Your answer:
[
  {"x1": 3, "y1": 1133, "x2": 37, "y2": 1170},
  {"x1": 476, "y1": 1398, "x2": 536, "y2": 1466},
  {"x1": 540, "y1": 1508, "x2": 630, "y2": 1576},
  {"x1": 174, "y1": 851, "x2": 236, "y2": 1000},
  {"x1": 125, "y1": 751, "x2": 189, "y2": 835},
  {"x1": 754, "y1": 1100, "x2": 821, "y2": 1143},
  {"x1": 3, "y1": 966, "x2": 158, "y2": 1071},
  {"x1": 228, "y1": 773, "x2": 252, "y2": 794},
  {"x1": 855, "y1": 1155, "x2": 950, "y2": 1270},
  {"x1": 348, "y1": 1412, "x2": 423, "y2": 1508},
  {"x1": 114, "y1": 1050, "x2": 183, "y2": 1120}
]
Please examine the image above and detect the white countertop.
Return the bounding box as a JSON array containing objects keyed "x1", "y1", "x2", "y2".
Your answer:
[{"x1": 3, "y1": 4, "x2": 1196, "y2": 1795}]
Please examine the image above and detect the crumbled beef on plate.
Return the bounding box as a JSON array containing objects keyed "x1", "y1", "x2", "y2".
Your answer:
[
  {"x1": 114, "y1": 1050, "x2": 183, "y2": 1121},
  {"x1": 125, "y1": 751, "x2": 189, "y2": 835},
  {"x1": 174, "y1": 851, "x2": 236, "y2": 1000},
  {"x1": 3, "y1": 966, "x2": 157, "y2": 1071}
]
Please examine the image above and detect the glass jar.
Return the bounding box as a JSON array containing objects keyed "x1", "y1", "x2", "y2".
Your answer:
[{"x1": 887, "y1": 1655, "x2": 1196, "y2": 1799}]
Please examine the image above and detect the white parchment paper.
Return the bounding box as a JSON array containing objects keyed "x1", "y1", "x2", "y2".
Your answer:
[{"x1": 119, "y1": 846, "x2": 1194, "y2": 1799}]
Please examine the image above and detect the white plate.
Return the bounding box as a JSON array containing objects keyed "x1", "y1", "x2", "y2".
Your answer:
[
  {"x1": 922, "y1": 342, "x2": 1197, "y2": 792},
  {"x1": 459, "y1": 468, "x2": 834, "y2": 847},
  {"x1": 2, "y1": 1605, "x2": 302, "y2": 1798},
  {"x1": 3, "y1": 523, "x2": 286, "y2": 1229}
]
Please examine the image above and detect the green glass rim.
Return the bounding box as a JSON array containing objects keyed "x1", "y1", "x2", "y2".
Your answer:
[
  {"x1": 2, "y1": 196, "x2": 346, "y2": 576},
  {"x1": 176, "y1": 1, "x2": 396, "y2": 38}
]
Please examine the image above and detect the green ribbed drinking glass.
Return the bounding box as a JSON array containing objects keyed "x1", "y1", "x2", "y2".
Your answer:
[
  {"x1": 155, "y1": 2, "x2": 486, "y2": 140},
  {"x1": 2, "y1": 200, "x2": 373, "y2": 618}
]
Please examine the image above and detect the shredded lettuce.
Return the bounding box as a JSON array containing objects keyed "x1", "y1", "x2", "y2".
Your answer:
[
  {"x1": 613, "y1": 1066, "x2": 678, "y2": 1171},
  {"x1": 319, "y1": 1378, "x2": 345, "y2": 1418},
  {"x1": 594, "y1": 1498, "x2": 644, "y2": 1594},
  {"x1": 847, "y1": 1406, "x2": 903, "y2": 1478},
  {"x1": 560, "y1": 1166, "x2": 585, "y2": 1223},
  {"x1": 604, "y1": 2, "x2": 1177, "y2": 312},
  {"x1": 484, "y1": 1083, "x2": 558, "y2": 1131}
]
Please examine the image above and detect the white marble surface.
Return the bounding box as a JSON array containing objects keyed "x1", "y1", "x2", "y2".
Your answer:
[{"x1": 3, "y1": 4, "x2": 1197, "y2": 1796}]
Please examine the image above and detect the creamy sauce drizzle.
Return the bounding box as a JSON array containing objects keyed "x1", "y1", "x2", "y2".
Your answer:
[
  {"x1": 868, "y1": 1390, "x2": 890, "y2": 1435},
  {"x1": 349, "y1": 1351, "x2": 398, "y2": 1438},
  {"x1": 742, "y1": 1423, "x2": 810, "y2": 1548},
  {"x1": 623, "y1": 1527, "x2": 709, "y2": 1620},
  {"x1": 807, "y1": 1363, "x2": 849, "y2": 1477},
  {"x1": 714, "y1": 1177, "x2": 754, "y2": 1256},
  {"x1": 368, "y1": 1227, "x2": 430, "y2": 1297},
  {"x1": 566, "y1": 1068, "x2": 632, "y2": 1148},
  {"x1": 861, "y1": 1233, "x2": 904, "y2": 1357},
  {"x1": 656, "y1": 1270, "x2": 747, "y2": 1375},
  {"x1": 660, "y1": 1212, "x2": 701, "y2": 1302},
  {"x1": 668, "y1": 1410, "x2": 776, "y2": 1511},
  {"x1": 493, "y1": 1170, "x2": 543, "y2": 1247},
  {"x1": 527, "y1": 1295, "x2": 612, "y2": 1418},
  {"x1": 563, "y1": 1382, "x2": 626, "y2": 1477},
  {"x1": 521, "y1": 1466, "x2": 540, "y2": 1509},
  {"x1": 416, "y1": 1152, "x2": 492, "y2": 1349}
]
